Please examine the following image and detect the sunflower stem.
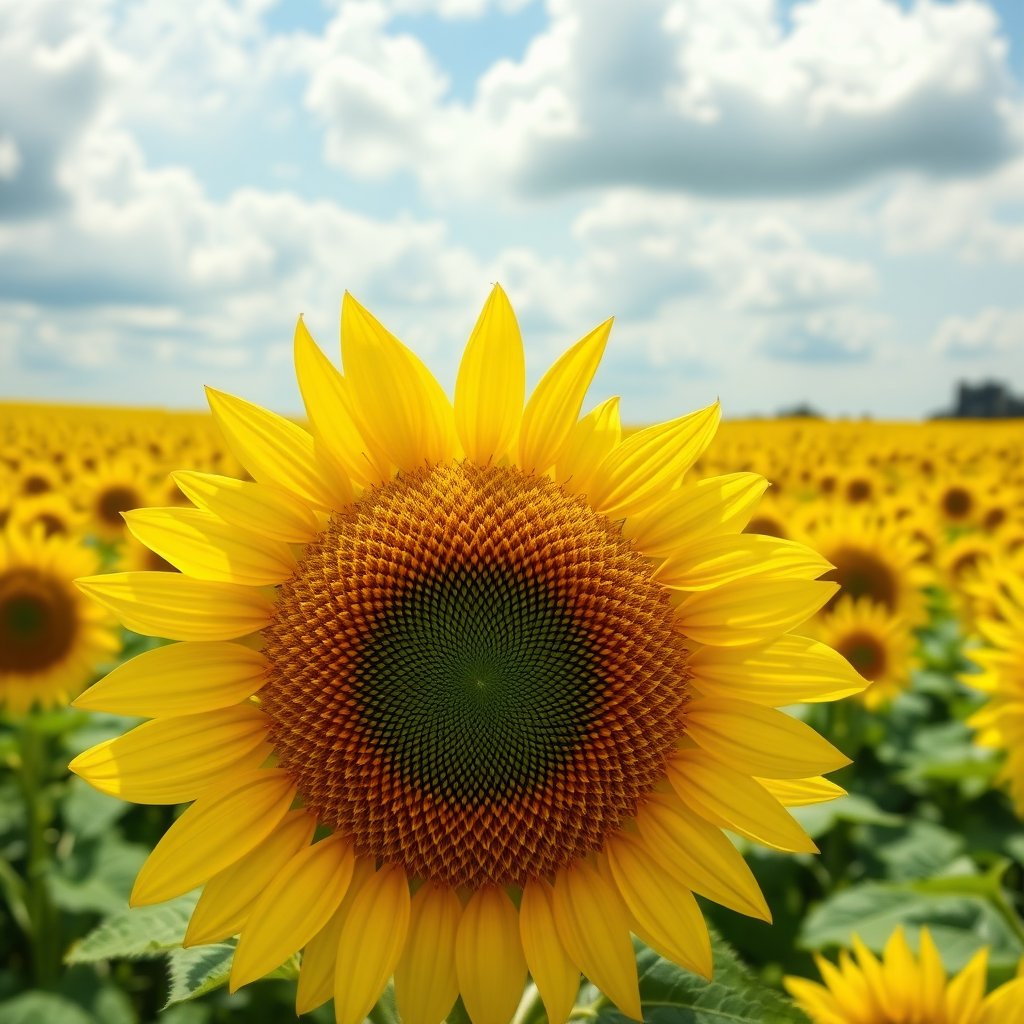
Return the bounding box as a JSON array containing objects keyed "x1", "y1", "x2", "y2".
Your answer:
[{"x1": 15, "y1": 718, "x2": 60, "y2": 989}]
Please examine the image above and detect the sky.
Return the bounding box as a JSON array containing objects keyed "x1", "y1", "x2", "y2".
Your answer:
[{"x1": 0, "y1": 0, "x2": 1022, "y2": 421}]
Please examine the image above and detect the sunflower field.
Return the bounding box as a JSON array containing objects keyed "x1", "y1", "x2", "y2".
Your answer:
[{"x1": 2, "y1": 291, "x2": 1024, "y2": 1024}]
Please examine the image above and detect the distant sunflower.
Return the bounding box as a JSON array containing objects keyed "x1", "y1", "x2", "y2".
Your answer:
[
  {"x1": 0, "y1": 528, "x2": 120, "y2": 714},
  {"x1": 800, "y1": 510, "x2": 931, "y2": 627},
  {"x1": 817, "y1": 597, "x2": 917, "y2": 711},
  {"x1": 79, "y1": 458, "x2": 156, "y2": 542},
  {"x1": 6, "y1": 492, "x2": 86, "y2": 539},
  {"x1": 785, "y1": 925, "x2": 1024, "y2": 1024},
  {"x1": 72, "y1": 286, "x2": 859, "y2": 1024}
]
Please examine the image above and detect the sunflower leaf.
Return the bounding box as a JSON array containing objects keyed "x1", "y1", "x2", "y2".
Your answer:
[
  {"x1": 586, "y1": 935, "x2": 809, "y2": 1023},
  {"x1": 163, "y1": 942, "x2": 235, "y2": 1008},
  {"x1": 64, "y1": 891, "x2": 200, "y2": 963}
]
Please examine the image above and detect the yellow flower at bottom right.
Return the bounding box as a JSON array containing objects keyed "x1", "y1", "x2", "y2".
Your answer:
[{"x1": 784, "y1": 925, "x2": 1024, "y2": 1024}]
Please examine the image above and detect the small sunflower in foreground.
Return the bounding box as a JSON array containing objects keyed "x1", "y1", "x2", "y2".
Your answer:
[
  {"x1": 785, "y1": 925, "x2": 1024, "y2": 1024},
  {"x1": 72, "y1": 286, "x2": 864, "y2": 1024},
  {"x1": 0, "y1": 527, "x2": 120, "y2": 715},
  {"x1": 817, "y1": 597, "x2": 917, "y2": 711}
]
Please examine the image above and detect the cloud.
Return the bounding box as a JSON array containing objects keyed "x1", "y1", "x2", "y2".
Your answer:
[
  {"x1": 931, "y1": 305, "x2": 1024, "y2": 357},
  {"x1": 304, "y1": 0, "x2": 1022, "y2": 199}
]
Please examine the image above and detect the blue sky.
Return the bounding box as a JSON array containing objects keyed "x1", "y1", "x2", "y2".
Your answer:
[{"x1": 1, "y1": 0, "x2": 1022, "y2": 420}]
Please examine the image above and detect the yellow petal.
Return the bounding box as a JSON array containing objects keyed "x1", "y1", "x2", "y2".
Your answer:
[
  {"x1": 783, "y1": 975, "x2": 847, "y2": 1024},
  {"x1": 684, "y1": 698, "x2": 850, "y2": 779},
  {"x1": 172, "y1": 471, "x2": 320, "y2": 544},
  {"x1": 206, "y1": 386, "x2": 352, "y2": 510},
  {"x1": 605, "y1": 833, "x2": 712, "y2": 979},
  {"x1": 756, "y1": 776, "x2": 847, "y2": 807},
  {"x1": 293, "y1": 316, "x2": 389, "y2": 486},
  {"x1": 341, "y1": 293, "x2": 455, "y2": 473},
  {"x1": 395, "y1": 883, "x2": 462, "y2": 1024},
  {"x1": 674, "y1": 578, "x2": 839, "y2": 646},
  {"x1": 588, "y1": 402, "x2": 721, "y2": 517},
  {"x1": 231, "y1": 832, "x2": 355, "y2": 990},
  {"x1": 76, "y1": 573, "x2": 273, "y2": 642},
  {"x1": 455, "y1": 284, "x2": 525, "y2": 465},
  {"x1": 333, "y1": 863, "x2": 412, "y2": 1024},
  {"x1": 667, "y1": 749, "x2": 818, "y2": 853},
  {"x1": 519, "y1": 880, "x2": 579, "y2": 1024},
  {"x1": 976, "y1": 977, "x2": 1024, "y2": 1024},
  {"x1": 852, "y1": 935, "x2": 895, "y2": 1020},
  {"x1": 880, "y1": 926, "x2": 917, "y2": 1022},
  {"x1": 634, "y1": 791, "x2": 770, "y2": 922},
  {"x1": 556, "y1": 397, "x2": 621, "y2": 495},
  {"x1": 552, "y1": 861, "x2": 641, "y2": 1022},
  {"x1": 918, "y1": 927, "x2": 947, "y2": 1022},
  {"x1": 185, "y1": 809, "x2": 317, "y2": 946},
  {"x1": 295, "y1": 857, "x2": 376, "y2": 1015},
  {"x1": 945, "y1": 947, "x2": 988, "y2": 1024},
  {"x1": 130, "y1": 769, "x2": 296, "y2": 907},
  {"x1": 69, "y1": 706, "x2": 271, "y2": 804},
  {"x1": 456, "y1": 886, "x2": 528, "y2": 1024},
  {"x1": 622, "y1": 473, "x2": 769, "y2": 557},
  {"x1": 656, "y1": 534, "x2": 831, "y2": 591},
  {"x1": 517, "y1": 319, "x2": 612, "y2": 474},
  {"x1": 73, "y1": 641, "x2": 268, "y2": 718},
  {"x1": 689, "y1": 634, "x2": 866, "y2": 706},
  {"x1": 123, "y1": 507, "x2": 295, "y2": 586}
]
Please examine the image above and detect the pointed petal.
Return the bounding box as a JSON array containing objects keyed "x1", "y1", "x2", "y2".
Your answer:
[
  {"x1": 518, "y1": 319, "x2": 611, "y2": 474},
  {"x1": 123, "y1": 507, "x2": 295, "y2": 586},
  {"x1": 684, "y1": 697, "x2": 851, "y2": 779},
  {"x1": 455, "y1": 284, "x2": 525, "y2": 465},
  {"x1": 667, "y1": 749, "x2": 818, "y2": 853},
  {"x1": 295, "y1": 858, "x2": 376, "y2": 1015},
  {"x1": 689, "y1": 634, "x2": 866, "y2": 706},
  {"x1": 395, "y1": 883, "x2": 462, "y2": 1024},
  {"x1": 69, "y1": 706, "x2": 271, "y2": 804},
  {"x1": 519, "y1": 880, "x2": 579, "y2": 1024},
  {"x1": 206, "y1": 387, "x2": 352, "y2": 510},
  {"x1": 756, "y1": 776, "x2": 847, "y2": 807},
  {"x1": 73, "y1": 641, "x2": 269, "y2": 718},
  {"x1": 656, "y1": 534, "x2": 831, "y2": 591},
  {"x1": 333, "y1": 863, "x2": 412, "y2": 1024},
  {"x1": 556, "y1": 397, "x2": 621, "y2": 495},
  {"x1": 76, "y1": 573, "x2": 273, "y2": 642},
  {"x1": 456, "y1": 886, "x2": 528, "y2": 1024},
  {"x1": 945, "y1": 947, "x2": 988, "y2": 1024},
  {"x1": 783, "y1": 976, "x2": 848, "y2": 1024},
  {"x1": 294, "y1": 316, "x2": 388, "y2": 486},
  {"x1": 184, "y1": 809, "x2": 317, "y2": 946},
  {"x1": 623, "y1": 473, "x2": 769, "y2": 557},
  {"x1": 635, "y1": 791, "x2": 770, "y2": 922},
  {"x1": 341, "y1": 293, "x2": 455, "y2": 472},
  {"x1": 976, "y1": 977, "x2": 1024, "y2": 1024},
  {"x1": 674, "y1": 578, "x2": 839, "y2": 646},
  {"x1": 606, "y1": 833, "x2": 712, "y2": 979},
  {"x1": 552, "y1": 861, "x2": 641, "y2": 1022},
  {"x1": 230, "y1": 832, "x2": 355, "y2": 990},
  {"x1": 130, "y1": 769, "x2": 296, "y2": 906},
  {"x1": 588, "y1": 402, "x2": 721, "y2": 517},
  {"x1": 172, "y1": 471, "x2": 320, "y2": 544},
  {"x1": 917, "y1": 928, "x2": 946, "y2": 1022}
]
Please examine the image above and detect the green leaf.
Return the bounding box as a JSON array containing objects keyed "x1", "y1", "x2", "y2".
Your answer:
[
  {"x1": 790, "y1": 794, "x2": 903, "y2": 839},
  {"x1": 877, "y1": 822, "x2": 965, "y2": 881},
  {"x1": 0, "y1": 778, "x2": 25, "y2": 837},
  {"x1": 49, "y1": 834, "x2": 149, "y2": 915},
  {"x1": 65, "y1": 891, "x2": 200, "y2": 963},
  {"x1": 61, "y1": 776, "x2": 130, "y2": 840},
  {"x1": 0, "y1": 992, "x2": 95, "y2": 1024},
  {"x1": 799, "y1": 881, "x2": 1024, "y2": 970},
  {"x1": 586, "y1": 935, "x2": 809, "y2": 1024},
  {"x1": 163, "y1": 943, "x2": 236, "y2": 1008}
]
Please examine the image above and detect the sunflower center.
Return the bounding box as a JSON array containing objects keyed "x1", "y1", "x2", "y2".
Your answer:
[
  {"x1": 837, "y1": 630, "x2": 887, "y2": 681},
  {"x1": 97, "y1": 486, "x2": 141, "y2": 527},
  {"x1": 261, "y1": 462, "x2": 690, "y2": 889},
  {"x1": 822, "y1": 546, "x2": 896, "y2": 613},
  {"x1": 0, "y1": 569, "x2": 78, "y2": 674},
  {"x1": 744, "y1": 515, "x2": 787, "y2": 539},
  {"x1": 942, "y1": 486, "x2": 972, "y2": 519}
]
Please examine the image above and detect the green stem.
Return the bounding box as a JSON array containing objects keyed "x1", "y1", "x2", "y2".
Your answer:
[{"x1": 16, "y1": 720, "x2": 59, "y2": 989}]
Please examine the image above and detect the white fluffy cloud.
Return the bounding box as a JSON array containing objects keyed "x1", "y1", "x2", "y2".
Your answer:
[{"x1": 932, "y1": 306, "x2": 1024, "y2": 357}]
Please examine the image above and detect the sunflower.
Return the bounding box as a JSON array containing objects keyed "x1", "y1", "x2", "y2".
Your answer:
[
  {"x1": 6, "y1": 492, "x2": 87, "y2": 540},
  {"x1": 78, "y1": 457, "x2": 157, "y2": 542},
  {"x1": 72, "y1": 287, "x2": 861, "y2": 1024},
  {"x1": 817, "y1": 597, "x2": 917, "y2": 711},
  {"x1": 0, "y1": 527, "x2": 120, "y2": 715},
  {"x1": 799, "y1": 510, "x2": 931, "y2": 627},
  {"x1": 784, "y1": 925, "x2": 1024, "y2": 1024}
]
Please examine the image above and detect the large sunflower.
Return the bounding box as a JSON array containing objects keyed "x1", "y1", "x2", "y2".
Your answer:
[
  {"x1": 785, "y1": 925, "x2": 1024, "y2": 1024},
  {"x1": 72, "y1": 287, "x2": 862, "y2": 1024},
  {"x1": 0, "y1": 527, "x2": 120, "y2": 715}
]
